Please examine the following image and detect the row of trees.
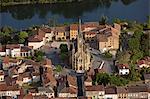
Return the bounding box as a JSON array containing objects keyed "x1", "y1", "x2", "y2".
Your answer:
[
  {"x1": 95, "y1": 73, "x2": 129, "y2": 86},
  {"x1": 0, "y1": 26, "x2": 33, "y2": 44},
  {"x1": 1, "y1": 0, "x2": 77, "y2": 4}
]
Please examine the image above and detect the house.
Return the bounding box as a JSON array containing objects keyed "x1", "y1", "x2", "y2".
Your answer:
[
  {"x1": 20, "y1": 46, "x2": 34, "y2": 57},
  {"x1": 41, "y1": 27, "x2": 54, "y2": 42},
  {"x1": 6, "y1": 44, "x2": 21, "y2": 57},
  {"x1": 37, "y1": 87, "x2": 54, "y2": 98},
  {"x1": 29, "y1": 87, "x2": 55, "y2": 98},
  {"x1": 127, "y1": 84, "x2": 150, "y2": 99},
  {"x1": 67, "y1": 75, "x2": 77, "y2": 88},
  {"x1": 84, "y1": 31, "x2": 97, "y2": 41},
  {"x1": 85, "y1": 85, "x2": 105, "y2": 99},
  {"x1": 97, "y1": 24, "x2": 120, "y2": 53},
  {"x1": 2, "y1": 57, "x2": 22, "y2": 70},
  {"x1": 16, "y1": 72, "x2": 32, "y2": 86},
  {"x1": 0, "y1": 84, "x2": 20, "y2": 98},
  {"x1": 1, "y1": 44, "x2": 33, "y2": 57},
  {"x1": 84, "y1": 76, "x2": 92, "y2": 86},
  {"x1": 117, "y1": 64, "x2": 130, "y2": 75},
  {"x1": 58, "y1": 86, "x2": 77, "y2": 98},
  {"x1": 83, "y1": 22, "x2": 99, "y2": 32},
  {"x1": 104, "y1": 86, "x2": 118, "y2": 99},
  {"x1": 0, "y1": 45, "x2": 6, "y2": 56},
  {"x1": 44, "y1": 71, "x2": 57, "y2": 87},
  {"x1": 0, "y1": 70, "x2": 4, "y2": 82},
  {"x1": 55, "y1": 26, "x2": 68, "y2": 41},
  {"x1": 144, "y1": 73, "x2": 150, "y2": 83},
  {"x1": 137, "y1": 56, "x2": 150, "y2": 68},
  {"x1": 117, "y1": 86, "x2": 128, "y2": 99},
  {"x1": 28, "y1": 29, "x2": 46, "y2": 50},
  {"x1": 70, "y1": 24, "x2": 78, "y2": 41}
]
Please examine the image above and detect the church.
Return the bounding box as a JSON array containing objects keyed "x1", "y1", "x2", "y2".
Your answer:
[{"x1": 71, "y1": 20, "x2": 91, "y2": 73}]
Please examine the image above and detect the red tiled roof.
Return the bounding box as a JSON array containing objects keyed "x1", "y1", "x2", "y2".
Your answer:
[
  {"x1": 84, "y1": 31, "x2": 96, "y2": 35},
  {"x1": 84, "y1": 22, "x2": 99, "y2": 28},
  {"x1": 60, "y1": 86, "x2": 77, "y2": 94},
  {"x1": 28, "y1": 29, "x2": 45, "y2": 42},
  {"x1": 67, "y1": 75, "x2": 77, "y2": 87},
  {"x1": 85, "y1": 85, "x2": 104, "y2": 91},
  {"x1": 117, "y1": 64, "x2": 129, "y2": 69},
  {"x1": 137, "y1": 56, "x2": 150, "y2": 65},
  {"x1": 70, "y1": 24, "x2": 78, "y2": 30},
  {"x1": 2, "y1": 56, "x2": 9, "y2": 64},
  {"x1": 6, "y1": 44, "x2": 20, "y2": 49},
  {"x1": 0, "y1": 70, "x2": 4, "y2": 76},
  {"x1": 21, "y1": 46, "x2": 32, "y2": 52},
  {"x1": 105, "y1": 86, "x2": 117, "y2": 94},
  {"x1": 0, "y1": 84, "x2": 19, "y2": 91},
  {"x1": 128, "y1": 84, "x2": 149, "y2": 93},
  {"x1": 40, "y1": 27, "x2": 51, "y2": 33},
  {"x1": 0, "y1": 45, "x2": 5, "y2": 52}
]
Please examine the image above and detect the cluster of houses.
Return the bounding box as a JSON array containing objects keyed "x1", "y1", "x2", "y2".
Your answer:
[
  {"x1": 0, "y1": 21, "x2": 149, "y2": 98},
  {"x1": 0, "y1": 56, "x2": 57, "y2": 98},
  {"x1": 0, "y1": 21, "x2": 121, "y2": 58},
  {"x1": 116, "y1": 56, "x2": 150, "y2": 76},
  {"x1": 0, "y1": 56, "x2": 149, "y2": 99}
]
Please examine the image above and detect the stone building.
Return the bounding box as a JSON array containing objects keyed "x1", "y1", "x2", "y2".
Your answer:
[{"x1": 72, "y1": 20, "x2": 91, "y2": 73}]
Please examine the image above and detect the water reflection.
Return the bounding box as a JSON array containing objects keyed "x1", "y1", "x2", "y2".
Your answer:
[{"x1": 1, "y1": 0, "x2": 137, "y2": 20}]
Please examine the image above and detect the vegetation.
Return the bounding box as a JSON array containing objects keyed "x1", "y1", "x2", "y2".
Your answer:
[
  {"x1": 18, "y1": 31, "x2": 28, "y2": 43},
  {"x1": 0, "y1": 26, "x2": 32, "y2": 44},
  {"x1": 99, "y1": 15, "x2": 108, "y2": 25},
  {"x1": 102, "y1": 51, "x2": 113, "y2": 58},
  {"x1": 54, "y1": 65, "x2": 63, "y2": 72},
  {"x1": 1, "y1": 0, "x2": 79, "y2": 6},
  {"x1": 34, "y1": 50, "x2": 45, "y2": 62},
  {"x1": 116, "y1": 51, "x2": 131, "y2": 64},
  {"x1": 59, "y1": 44, "x2": 69, "y2": 61},
  {"x1": 96, "y1": 73, "x2": 129, "y2": 86}
]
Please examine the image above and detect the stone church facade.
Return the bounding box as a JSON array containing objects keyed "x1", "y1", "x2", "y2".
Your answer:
[{"x1": 72, "y1": 20, "x2": 91, "y2": 73}]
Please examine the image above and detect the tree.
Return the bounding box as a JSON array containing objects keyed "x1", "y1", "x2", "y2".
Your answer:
[
  {"x1": 34, "y1": 50, "x2": 44, "y2": 62},
  {"x1": 18, "y1": 31, "x2": 28, "y2": 43},
  {"x1": 130, "y1": 50, "x2": 143, "y2": 63},
  {"x1": 128, "y1": 38, "x2": 140, "y2": 52},
  {"x1": 59, "y1": 44, "x2": 69, "y2": 62},
  {"x1": 116, "y1": 51, "x2": 131, "y2": 64},
  {"x1": 60, "y1": 52, "x2": 68, "y2": 61},
  {"x1": 133, "y1": 30, "x2": 143, "y2": 40},
  {"x1": 103, "y1": 51, "x2": 112, "y2": 58},
  {"x1": 141, "y1": 33, "x2": 150, "y2": 56},
  {"x1": 110, "y1": 75, "x2": 129, "y2": 86},
  {"x1": 128, "y1": 63, "x2": 141, "y2": 81},
  {"x1": 99, "y1": 15, "x2": 108, "y2": 25},
  {"x1": 59, "y1": 44, "x2": 68, "y2": 53},
  {"x1": 55, "y1": 65, "x2": 62, "y2": 73},
  {"x1": 96, "y1": 73, "x2": 110, "y2": 86}
]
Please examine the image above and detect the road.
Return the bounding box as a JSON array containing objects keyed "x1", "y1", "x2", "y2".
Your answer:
[{"x1": 89, "y1": 47, "x2": 115, "y2": 74}]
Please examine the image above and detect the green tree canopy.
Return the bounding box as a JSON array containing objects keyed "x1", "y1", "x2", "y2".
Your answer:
[
  {"x1": 128, "y1": 38, "x2": 140, "y2": 52},
  {"x1": 55, "y1": 65, "x2": 63, "y2": 72},
  {"x1": 116, "y1": 51, "x2": 131, "y2": 64},
  {"x1": 59, "y1": 44, "x2": 68, "y2": 53},
  {"x1": 99, "y1": 15, "x2": 108, "y2": 25},
  {"x1": 96, "y1": 73, "x2": 110, "y2": 86},
  {"x1": 18, "y1": 31, "x2": 28, "y2": 43}
]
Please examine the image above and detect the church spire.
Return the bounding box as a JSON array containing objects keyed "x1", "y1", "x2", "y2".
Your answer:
[{"x1": 78, "y1": 19, "x2": 83, "y2": 39}]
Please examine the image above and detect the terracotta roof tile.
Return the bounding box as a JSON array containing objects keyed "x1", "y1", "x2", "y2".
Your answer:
[
  {"x1": 6, "y1": 44, "x2": 20, "y2": 49},
  {"x1": 85, "y1": 85, "x2": 104, "y2": 91},
  {"x1": 117, "y1": 64, "x2": 129, "y2": 69},
  {"x1": 105, "y1": 86, "x2": 117, "y2": 94},
  {"x1": 60, "y1": 86, "x2": 77, "y2": 94}
]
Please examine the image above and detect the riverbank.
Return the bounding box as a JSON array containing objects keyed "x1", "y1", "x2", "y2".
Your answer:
[{"x1": 1, "y1": 0, "x2": 82, "y2": 6}]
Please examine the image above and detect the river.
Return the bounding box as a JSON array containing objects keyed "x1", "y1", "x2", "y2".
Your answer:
[{"x1": 0, "y1": 0, "x2": 149, "y2": 30}]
